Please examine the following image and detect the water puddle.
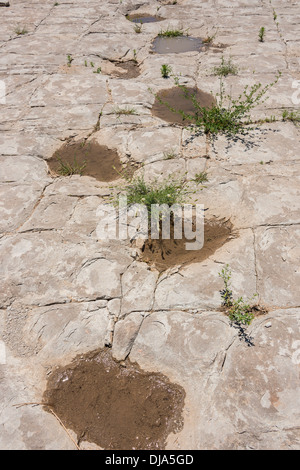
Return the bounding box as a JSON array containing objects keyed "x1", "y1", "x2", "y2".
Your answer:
[
  {"x1": 47, "y1": 139, "x2": 123, "y2": 182},
  {"x1": 126, "y1": 14, "x2": 164, "y2": 23},
  {"x1": 139, "y1": 218, "x2": 233, "y2": 272},
  {"x1": 151, "y1": 86, "x2": 216, "y2": 125},
  {"x1": 152, "y1": 36, "x2": 203, "y2": 54},
  {"x1": 43, "y1": 348, "x2": 185, "y2": 450}
]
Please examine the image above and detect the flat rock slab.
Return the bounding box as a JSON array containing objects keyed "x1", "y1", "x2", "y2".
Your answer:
[
  {"x1": 130, "y1": 309, "x2": 300, "y2": 450},
  {"x1": 0, "y1": 0, "x2": 299, "y2": 451}
]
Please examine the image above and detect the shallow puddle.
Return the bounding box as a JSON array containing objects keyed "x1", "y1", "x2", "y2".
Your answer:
[
  {"x1": 126, "y1": 14, "x2": 164, "y2": 23},
  {"x1": 152, "y1": 36, "x2": 203, "y2": 54},
  {"x1": 48, "y1": 140, "x2": 123, "y2": 182},
  {"x1": 140, "y1": 218, "x2": 233, "y2": 272},
  {"x1": 43, "y1": 348, "x2": 185, "y2": 450},
  {"x1": 152, "y1": 86, "x2": 216, "y2": 125}
]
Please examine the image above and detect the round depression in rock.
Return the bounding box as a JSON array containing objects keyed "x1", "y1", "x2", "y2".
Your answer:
[
  {"x1": 126, "y1": 14, "x2": 165, "y2": 23},
  {"x1": 43, "y1": 348, "x2": 185, "y2": 450},
  {"x1": 47, "y1": 140, "x2": 123, "y2": 182},
  {"x1": 151, "y1": 86, "x2": 216, "y2": 125},
  {"x1": 139, "y1": 218, "x2": 233, "y2": 272},
  {"x1": 152, "y1": 36, "x2": 203, "y2": 54}
]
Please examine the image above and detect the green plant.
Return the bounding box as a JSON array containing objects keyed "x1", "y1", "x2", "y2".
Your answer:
[
  {"x1": 163, "y1": 149, "x2": 177, "y2": 160},
  {"x1": 15, "y1": 26, "x2": 28, "y2": 35},
  {"x1": 282, "y1": 109, "x2": 300, "y2": 125},
  {"x1": 161, "y1": 64, "x2": 173, "y2": 78},
  {"x1": 56, "y1": 156, "x2": 87, "y2": 176},
  {"x1": 153, "y1": 72, "x2": 281, "y2": 135},
  {"x1": 202, "y1": 30, "x2": 217, "y2": 44},
  {"x1": 112, "y1": 174, "x2": 193, "y2": 225},
  {"x1": 134, "y1": 23, "x2": 142, "y2": 33},
  {"x1": 273, "y1": 9, "x2": 277, "y2": 21},
  {"x1": 90, "y1": 61, "x2": 94, "y2": 68},
  {"x1": 67, "y1": 54, "x2": 73, "y2": 67},
  {"x1": 84, "y1": 60, "x2": 88, "y2": 67},
  {"x1": 158, "y1": 27, "x2": 186, "y2": 37},
  {"x1": 133, "y1": 49, "x2": 138, "y2": 63},
  {"x1": 192, "y1": 172, "x2": 208, "y2": 185},
  {"x1": 93, "y1": 67, "x2": 102, "y2": 74},
  {"x1": 219, "y1": 264, "x2": 257, "y2": 327},
  {"x1": 259, "y1": 26, "x2": 266, "y2": 42},
  {"x1": 113, "y1": 106, "x2": 137, "y2": 116},
  {"x1": 212, "y1": 56, "x2": 238, "y2": 77},
  {"x1": 228, "y1": 297, "x2": 256, "y2": 326},
  {"x1": 219, "y1": 264, "x2": 233, "y2": 308}
]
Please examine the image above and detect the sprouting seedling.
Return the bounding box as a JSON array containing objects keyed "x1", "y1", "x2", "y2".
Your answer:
[
  {"x1": 212, "y1": 56, "x2": 239, "y2": 77},
  {"x1": 134, "y1": 23, "x2": 142, "y2": 33},
  {"x1": 163, "y1": 148, "x2": 177, "y2": 160},
  {"x1": 259, "y1": 27, "x2": 265, "y2": 42},
  {"x1": 202, "y1": 29, "x2": 217, "y2": 44},
  {"x1": 90, "y1": 61, "x2": 94, "y2": 68},
  {"x1": 219, "y1": 264, "x2": 233, "y2": 308},
  {"x1": 192, "y1": 172, "x2": 208, "y2": 185},
  {"x1": 67, "y1": 54, "x2": 73, "y2": 67},
  {"x1": 15, "y1": 26, "x2": 28, "y2": 35},
  {"x1": 133, "y1": 49, "x2": 138, "y2": 63},
  {"x1": 56, "y1": 155, "x2": 87, "y2": 176},
  {"x1": 93, "y1": 67, "x2": 102, "y2": 74},
  {"x1": 218, "y1": 265, "x2": 259, "y2": 328},
  {"x1": 161, "y1": 64, "x2": 172, "y2": 78}
]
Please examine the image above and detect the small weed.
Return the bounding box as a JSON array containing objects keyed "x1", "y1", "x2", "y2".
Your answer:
[
  {"x1": 192, "y1": 172, "x2": 208, "y2": 185},
  {"x1": 219, "y1": 264, "x2": 258, "y2": 326},
  {"x1": 163, "y1": 148, "x2": 177, "y2": 160},
  {"x1": 90, "y1": 61, "x2": 94, "y2": 68},
  {"x1": 113, "y1": 106, "x2": 137, "y2": 116},
  {"x1": 93, "y1": 67, "x2": 102, "y2": 74},
  {"x1": 84, "y1": 60, "x2": 88, "y2": 67},
  {"x1": 213, "y1": 56, "x2": 238, "y2": 77},
  {"x1": 134, "y1": 23, "x2": 142, "y2": 33},
  {"x1": 219, "y1": 264, "x2": 261, "y2": 345},
  {"x1": 56, "y1": 156, "x2": 87, "y2": 176},
  {"x1": 161, "y1": 64, "x2": 173, "y2": 78},
  {"x1": 259, "y1": 26, "x2": 266, "y2": 42},
  {"x1": 273, "y1": 9, "x2": 277, "y2": 21},
  {"x1": 54, "y1": 2, "x2": 59, "y2": 5},
  {"x1": 67, "y1": 54, "x2": 73, "y2": 67},
  {"x1": 15, "y1": 26, "x2": 28, "y2": 35},
  {"x1": 219, "y1": 264, "x2": 233, "y2": 308},
  {"x1": 282, "y1": 109, "x2": 300, "y2": 125},
  {"x1": 158, "y1": 27, "x2": 186, "y2": 37},
  {"x1": 112, "y1": 173, "x2": 193, "y2": 226},
  {"x1": 202, "y1": 30, "x2": 217, "y2": 44}
]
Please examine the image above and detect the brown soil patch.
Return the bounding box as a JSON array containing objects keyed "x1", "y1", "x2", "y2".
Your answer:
[
  {"x1": 139, "y1": 218, "x2": 233, "y2": 272},
  {"x1": 152, "y1": 36, "x2": 203, "y2": 54},
  {"x1": 47, "y1": 139, "x2": 123, "y2": 182},
  {"x1": 152, "y1": 86, "x2": 216, "y2": 125},
  {"x1": 126, "y1": 14, "x2": 165, "y2": 23},
  {"x1": 113, "y1": 60, "x2": 140, "y2": 79},
  {"x1": 43, "y1": 348, "x2": 185, "y2": 450}
]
